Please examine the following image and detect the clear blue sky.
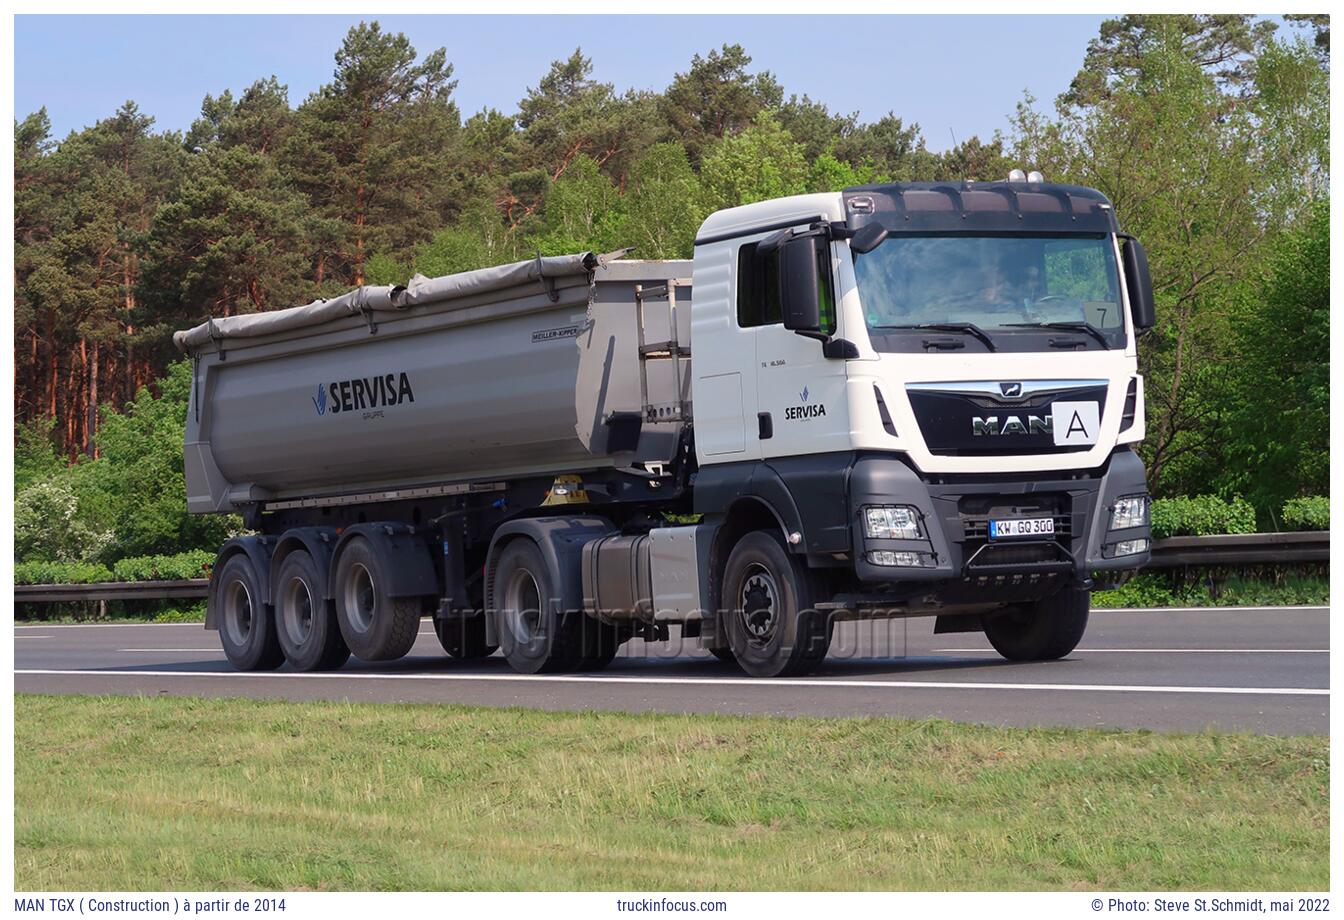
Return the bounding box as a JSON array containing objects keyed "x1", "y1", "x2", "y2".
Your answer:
[{"x1": 11, "y1": 14, "x2": 1145, "y2": 152}]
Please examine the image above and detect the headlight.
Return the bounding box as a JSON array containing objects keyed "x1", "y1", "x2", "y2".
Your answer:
[
  {"x1": 1114, "y1": 538, "x2": 1149, "y2": 556},
  {"x1": 867, "y1": 550, "x2": 935, "y2": 567},
  {"x1": 863, "y1": 505, "x2": 923, "y2": 540},
  {"x1": 1111, "y1": 496, "x2": 1149, "y2": 530}
]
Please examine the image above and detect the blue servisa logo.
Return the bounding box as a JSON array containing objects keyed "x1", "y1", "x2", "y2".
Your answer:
[
  {"x1": 312, "y1": 371, "x2": 416, "y2": 417},
  {"x1": 786, "y1": 384, "x2": 826, "y2": 420}
]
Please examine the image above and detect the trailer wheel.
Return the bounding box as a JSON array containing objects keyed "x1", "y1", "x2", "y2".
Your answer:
[
  {"x1": 708, "y1": 647, "x2": 736, "y2": 664},
  {"x1": 275, "y1": 550, "x2": 350, "y2": 671},
  {"x1": 722, "y1": 531, "x2": 832, "y2": 678},
  {"x1": 433, "y1": 615, "x2": 497, "y2": 660},
  {"x1": 493, "y1": 539, "x2": 587, "y2": 673},
  {"x1": 982, "y1": 586, "x2": 1090, "y2": 661},
  {"x1": 334, "y1": 537, "x2": 421, "y2": 661},
  {"x1": 216, "y1": 553, "x2": 284, "y2": 671}
]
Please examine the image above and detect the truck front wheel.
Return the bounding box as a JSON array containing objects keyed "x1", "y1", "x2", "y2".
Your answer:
[
  {"x1": 722, "y1": 531, "x2": 832, "y2": 678},
  {"x1": 982, "y1": 586, "x2": 1090, "y2": 661},
  {"x1": 216, "y1": 554, "x2": 284, "y2": 672},
  {"x1": 334, "y1": 537, "x2": 421, "y2": 661}
]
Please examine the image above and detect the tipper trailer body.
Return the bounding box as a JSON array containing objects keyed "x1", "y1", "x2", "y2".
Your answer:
[{"x1": 179, "y1": 181, "x2": 1156, "y2": 677}]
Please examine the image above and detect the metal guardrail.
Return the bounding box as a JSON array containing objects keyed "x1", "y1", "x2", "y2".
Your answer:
[
  {"x1": 13, "y1": 578, "x2": 209, "y2": 604},
  {"x1": 1146, "y1": 531, "x2": 1329, "y2": 568},
  {"x1": 11, "y1": 533, "x2": 1329, "y2": 605}
]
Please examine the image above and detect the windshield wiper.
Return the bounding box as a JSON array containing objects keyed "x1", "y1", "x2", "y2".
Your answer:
[
  {"x1": 877, "y1": 323, "x2": 997, "y2": 352},
  {"x1": 1004, "y1": 321, "x2": 1112, "y2": 349}
]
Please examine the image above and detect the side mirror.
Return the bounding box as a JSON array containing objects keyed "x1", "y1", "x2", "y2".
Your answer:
[
  {"x1": 849, "y1": 222, "x2": 888, "y2": 254},
  {"x1": 779, "y1": 235, "x2": 824, "y2": 332},
  {"x1": 756, "y1": 227, "x2": 790, "y2": 258},
  {"x1": 1121, "y1": 236, "x2": 1156, "y2": 332}
]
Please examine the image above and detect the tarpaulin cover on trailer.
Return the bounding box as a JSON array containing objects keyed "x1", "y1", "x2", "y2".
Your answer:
[{"x1": 172, "y1": 250, "x2": 607, "y2": 351}]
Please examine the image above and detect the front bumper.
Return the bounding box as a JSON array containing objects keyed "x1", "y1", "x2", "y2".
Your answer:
[{"x1": 848, "y1": 448, "x2": 1151, "y2": 597}]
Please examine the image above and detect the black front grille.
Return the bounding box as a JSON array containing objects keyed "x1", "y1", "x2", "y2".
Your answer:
[
  {"x1": 971, "y1": 542, "x2": 1066, "y2": 566},
  {"x1": 962, "y1": 514, "x2": 1072, "y2": 542},
  {"x1": 908, "y1": 385, "x2": 1108, "y2": 456}
]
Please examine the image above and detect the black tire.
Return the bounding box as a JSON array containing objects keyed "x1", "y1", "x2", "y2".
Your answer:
[
  {"x1": 708, "y1": 647, "x2": 736, "y2": 663},
  {"x1": 492, "y1": 539, "x2": 590, "y2": 673},
  {"x1": 333, "y1": 537, "x2": 422, "y2": 661},
  {"x1": 433, "y1": 615, "x2": 498, "y2": 660},
  {"x1": 983, "y1": 585, "x2": 1090, "y2": 661},
  {"x1": 215, "y1": 553, "x2": 284, "y2": 672},
  {"x1": 576, "y1": 618, "x2": 621, "y2": 672},
  {"x1": 274, "y1": 550, "x2": 350, "y2": 671},
  {"x1": 721, "y1": 530, "x2": 832, "y2": 678}
]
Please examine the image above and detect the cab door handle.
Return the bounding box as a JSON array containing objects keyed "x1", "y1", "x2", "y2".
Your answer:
[{"x1": 758, "y1": 412, "x2": 773, "y2": 440}]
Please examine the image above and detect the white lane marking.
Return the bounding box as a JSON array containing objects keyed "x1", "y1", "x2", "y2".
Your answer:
[
  {"x1": 11, "y1": 604, "x2": 1330, "y2": 630},
  {"x1": 937, "y1": 647, "x2": 1329, "y2": 654},
  {"x1": 15, "y1": 636, "x2": 53, "y2": 639},
  {"x1": 13, "y1": 668, "x2": 1327, "y2": 697},
  {"x1": 13, "y1": 622, "x2": 205, "y2": 629},
  {"x1": 1091, "y1": 605, "x2": 1329, "y2": 613},
  {"x1": 118, "y1": 648, "x2": 219, "y2": 653}
]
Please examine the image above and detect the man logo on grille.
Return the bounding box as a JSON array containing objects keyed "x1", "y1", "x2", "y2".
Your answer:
[{"x1": 999, "y1": 382, "x2": 1022, "y2": 398}]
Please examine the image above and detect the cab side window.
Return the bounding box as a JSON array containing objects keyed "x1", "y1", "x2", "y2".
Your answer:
[
  {"x1": 737, "y1": 241, "x2": 782, "y2": 328},
  {"x1": 738, "y1": 237, "x2": 837, "y2": 333}
]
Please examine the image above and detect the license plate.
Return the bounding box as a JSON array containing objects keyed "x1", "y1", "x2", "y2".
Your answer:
[{"x1": 989, "y1": 517, "x2": 1055, "y2": 540}]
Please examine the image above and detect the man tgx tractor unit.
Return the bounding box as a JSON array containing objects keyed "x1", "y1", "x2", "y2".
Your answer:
[{"x1": 178, "y1": 178, "x2": 1156, "y2": 678}]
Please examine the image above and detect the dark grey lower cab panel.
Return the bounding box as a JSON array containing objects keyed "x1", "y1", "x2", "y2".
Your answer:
[{"x1": 695, "y1": 448, "x2": 1151, "y2": 605}]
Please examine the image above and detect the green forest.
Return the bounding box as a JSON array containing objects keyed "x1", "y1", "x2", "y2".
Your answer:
[{"x1": 13, "y1": 14, "x2": 1329, "y2": 569}]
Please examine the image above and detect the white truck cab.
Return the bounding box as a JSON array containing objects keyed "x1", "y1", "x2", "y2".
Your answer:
[{"x1": 685, "y1": 180, "x2": 1154, "y2": 673}]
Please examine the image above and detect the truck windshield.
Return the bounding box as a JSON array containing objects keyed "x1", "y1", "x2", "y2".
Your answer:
[{"x1": 852, "y1": 233, "x2": 1125, "y2": 351}]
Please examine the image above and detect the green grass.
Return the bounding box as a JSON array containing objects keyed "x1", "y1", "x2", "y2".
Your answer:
[{"x1": 14, "y1": 694, "x2": 1327, "y2": 891}]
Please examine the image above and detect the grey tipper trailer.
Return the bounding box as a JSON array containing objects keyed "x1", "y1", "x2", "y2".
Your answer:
[
  {"x1": 180, "y1": 181, "x2": 1156, "y2": 679},
  {"x1": 179, "y1": 250, "x2": 699, "y2": 673}
]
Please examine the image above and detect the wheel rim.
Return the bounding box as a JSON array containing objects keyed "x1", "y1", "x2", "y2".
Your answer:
[
  {"x1": 344, "y1": 563, "x2": 376, "y2": 633},
  {"x1": 504, "y1": 569, "x2": 543, "y2": 645},
  {"x1": 738, "y1": 563, "x2": 780, "y2": 646},
  {"x1": 282, "y1": 574, "x2": 314, "y2": 644},
  {"x1": 222, "y1": 577, "x2": 254, "y2": 648}
]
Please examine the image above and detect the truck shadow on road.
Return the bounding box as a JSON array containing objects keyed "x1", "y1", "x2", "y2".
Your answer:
[{"x1": 76, "y1": 651, "x2": 1036, "y2": 679}]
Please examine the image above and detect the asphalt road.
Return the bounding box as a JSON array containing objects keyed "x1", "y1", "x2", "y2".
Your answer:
[{"x1": 14, "y1": 605, "x2": 1329, "y2": 734}]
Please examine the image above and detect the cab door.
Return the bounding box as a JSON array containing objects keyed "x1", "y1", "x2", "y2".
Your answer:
[{"x1": 747, "y1": 236, "x2": 851, "y2": 460}]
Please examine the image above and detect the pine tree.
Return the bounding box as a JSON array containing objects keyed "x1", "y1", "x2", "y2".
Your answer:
[
  {"x1": 660, "y1": 44, "x2": 782, "y2": 162},
  {"x1": 283, "y1": 22, "x2": 460, "y2": 286}
]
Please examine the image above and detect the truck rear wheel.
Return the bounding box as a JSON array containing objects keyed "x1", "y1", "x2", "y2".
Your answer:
[
  {"x1": 722, "y1": 531, "x2": 832, "y2": 678},
  {"x1": 216, "y1": 554, "x2": 284, "y2": 671},
  {"x1": 275, "y1": 550, "x2": 350, "y2": 671},
  {"x1": 334, "y1": 537, "x2": 421, "y2": 661},
  {"x1": 577, "y1": 619, "x2": 621, "y2": 671},
  {"x1": 493, "y1": 539, "x2": 591, "y2": 673},
  {"x1": 983, "y1": 586, "x2": 1090, "y2": 661},
  {"x1": 433, "y1": 615, "x2": 497, "y2": 660}
]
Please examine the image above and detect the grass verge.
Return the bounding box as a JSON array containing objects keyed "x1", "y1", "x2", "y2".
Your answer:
[{"x1": 15, "y1": 694, "x2": 1327, "y2": 891}]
